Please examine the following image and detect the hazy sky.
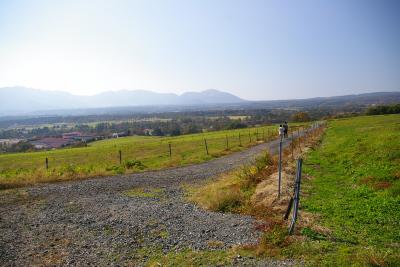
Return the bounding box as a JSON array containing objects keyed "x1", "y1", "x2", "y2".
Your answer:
[{"x1": 0, "y1": 0, "x2": 399, "y2": 100}]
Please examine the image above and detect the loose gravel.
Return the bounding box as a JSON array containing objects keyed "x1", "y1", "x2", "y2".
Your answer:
[{"x1": 0, "y1": 135, "x2": 301, "y2": 266}]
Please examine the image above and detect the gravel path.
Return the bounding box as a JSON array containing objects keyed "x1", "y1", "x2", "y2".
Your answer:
[{"x1": 0, "y1": 134, "x2": 301, "y2": 266}]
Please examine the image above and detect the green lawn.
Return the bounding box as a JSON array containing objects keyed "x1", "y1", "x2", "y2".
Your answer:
[
  {"x1": 286, "y1": 114, "x2": 400, "y2": 266},
  {"x1": 0, "y1": 124, "x2": 305, "y2": 188}
]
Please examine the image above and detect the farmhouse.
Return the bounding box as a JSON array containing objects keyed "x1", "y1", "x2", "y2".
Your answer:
[
  {"x1": 62, "y1": 132, "x2": 96, "y2": 142},
  {"x1": 143, "y1": 128, "x2": 154, "y2": 135},
  {"x1": 30, "y1": 137, "x2": 73, "y2": 149},
  {"x1": 62, "y1": 132, "x2": 82, "y2": 139},
  {"x1": 0, "y1": 139, "x2": 24, "y2": 147}
]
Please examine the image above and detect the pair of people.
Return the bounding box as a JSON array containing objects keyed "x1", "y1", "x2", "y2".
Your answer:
[{"x1": 279, "y1": 122, "x2": 288, "y2": 138}]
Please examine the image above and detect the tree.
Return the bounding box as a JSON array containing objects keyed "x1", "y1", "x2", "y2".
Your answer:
[
  {"x1": 366, "y1": 104, "x2": 400, "y2": 115},
  {"x1": 291, "y1": 112, "x2": 311, "y2": 122},
  {"x1": 152, "y1": 128, "x2": 164, "y2": 136}
]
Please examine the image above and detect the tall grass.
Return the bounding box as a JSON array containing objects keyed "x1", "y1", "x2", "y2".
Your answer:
[{"x1": 188, "y1": 152, "x2": 275, "y2": 213}]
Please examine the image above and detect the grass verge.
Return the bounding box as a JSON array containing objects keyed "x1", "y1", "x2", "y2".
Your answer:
[
  {"x1": 280, "y1": 114, "x2": 400, "y2": 266},
  {"x1": 189, "y1": 115, "x2": 400, "y2": 266}
]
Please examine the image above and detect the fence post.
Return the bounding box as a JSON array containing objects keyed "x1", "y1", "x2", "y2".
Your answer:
[
  {"x1": 256, "y1": 129, "x2": 259, "y2": 141},
  {"x1": 204, "y1": 139, "x2": 209, "y2": 155},
  {"x1": 225, "y1": 135, "x2": 229, "y2": 150},
  {"x1": 239, "y1": 133, "x2": 242, "y2": 146},
  {"x1": 45, "y1": 157, "x2": 49, "y2": 170},
  {"x1": 284, "y1": 197, "x2": 294, "y2": 220},
  {"x1": 297, "y1": 129, "x2": 302, "y2": 153},
  {"x1": 289, "y1": 158, "x2": 303, "y2": 234},
  {"x1": 291, "y1": 133, "x2": 294, "y2": 160},
  {"x1": 119, "y1": 150, "x2": 122, "y2": 164},
  {"x1": 262, "y1": 129, "x2": 265, "y2": 141},
  {"x1": 249, "y1": 131, "x2": 252, "y2": 143},
  {"x1": 168, "y1": 143, "x2": 172, "y2": 158},
  {"x1": 278, "y1": 135, "x2": 283, "y2": 198}
]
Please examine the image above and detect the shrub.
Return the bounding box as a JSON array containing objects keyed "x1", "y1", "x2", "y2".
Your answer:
[
  {"x1": 105, "y1": 165, "x2": 125, "y2": 174},
  {"x1": 366, "y1": 104, "x2": 400, "y2": 115},
  {"x1": 124, "y1": 159, "x2": 146, "y2": 170}
]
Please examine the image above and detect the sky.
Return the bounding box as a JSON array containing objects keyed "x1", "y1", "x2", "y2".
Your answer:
[{"x1": 0, "y1": 0, "x2": 399, "y2": 100}]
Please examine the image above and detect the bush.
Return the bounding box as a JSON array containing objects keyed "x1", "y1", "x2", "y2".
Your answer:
[
  {"x1": 123, "y1": 159, "x2": 146, "y2": 170},
  {"x1": 291, "y1": 112, "x2": 311, "y2": 122},
  {"x1": 228, "y1": 121, "x2": 248, "y2": 129},
  {"x1": 105, "y1": 165, "x2": 125, "y2": 174},
  {"x1": 366, "y1": 104, "x2": 400, "y2": 115}
]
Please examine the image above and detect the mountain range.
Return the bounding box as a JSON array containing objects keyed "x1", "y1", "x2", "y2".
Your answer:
[
  {"x1": 0, "y1": 87, "x2": 245, "y2": 115},
  {"x1": 0, "y1": 86, "x2": 399, "y2": 116}
]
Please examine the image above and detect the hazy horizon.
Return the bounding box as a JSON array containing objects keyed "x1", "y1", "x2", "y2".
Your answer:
[
  {"x1": 1, "y1": 0, "x2": 399, "y2": 100},
  {"x1": 1, "y1": 86, "x2": 400, "y2": 101}
]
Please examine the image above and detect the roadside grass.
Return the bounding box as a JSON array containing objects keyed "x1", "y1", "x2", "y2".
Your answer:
[
  {"x1": 133, "y1": 246, "x2": 239, "y2": 266},
  {"x1": 0, "y1": 124, "x2": 308, "y2": 189},
  {"x1": 280, "y1": 114, "x2": 400, "y2": 266},
  {"x1": 187, "y1": 116, "x2": 398, "y2": 265},
  {"x1": 187, "y1": 151, "x2": 275, "y2": 214},
  {"x1": 188, "y1": 115, "x2": 400, "y2": 266},
  {"x1": 146, "y1": 249, "x2": 233, "y2": 266}
]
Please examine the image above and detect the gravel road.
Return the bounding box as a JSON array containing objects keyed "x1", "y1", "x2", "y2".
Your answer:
[{"x1": 0, "y1": 135, "x2": 300, "y2": 266}]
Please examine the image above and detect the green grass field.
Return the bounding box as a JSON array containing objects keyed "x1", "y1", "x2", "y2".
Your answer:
[
  {"x1": 285, "y1": 114, "x2": 400, "y2": 265},
  {"x1": 0, "y1": 124, "x2": 305, "y2": 188}
]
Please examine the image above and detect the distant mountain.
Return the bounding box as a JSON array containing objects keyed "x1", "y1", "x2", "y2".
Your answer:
[
  {"x1": 0, "y1": 87, "x2": 245, "y2": 115},
  {"x1": 0, "y1": 86, "x2": 399, "y2": 116}
]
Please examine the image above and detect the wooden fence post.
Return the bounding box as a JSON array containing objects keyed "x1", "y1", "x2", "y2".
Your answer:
[
  {"x1": 45, "y1": 157, "x2": 49, "y2": 170},
  {"x1": 249, "y1": 131, "x2": 252, "y2": 143},
  {"x1": 225, "y1": 135, "x2": 229, "y2": 150},
  {"x1": 168, "y1": 143, "x2": 172, "y2": 159},
  {"x1": 204, "y1": 139, "x2": 209, "y2": 155},
  {"x1": 278, "y1": 135, "x2": 283, "y2": 198},
  {"x1": 119, "y1": 150, "x2": 122, "y2": 164},
  {"x1": 239, "y1": 133, "x2": 242, "y2": 146},
  {"x1": 291, "y1": 133, "x2": 294, "y2": 160}
]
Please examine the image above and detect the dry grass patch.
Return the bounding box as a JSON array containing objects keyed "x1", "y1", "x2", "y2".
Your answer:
[
  {"x1": 122, "y1": 187, "x2": 165, "y2": 199},
  {"x1": 188, "y1": 152, "x2": 274, "y2": 213}
]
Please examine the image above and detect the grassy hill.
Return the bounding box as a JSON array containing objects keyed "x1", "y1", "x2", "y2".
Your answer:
[
  {"x1": 290, "y1": 114, "x2": 400, "y2": 265},
  {"x1": 0, "y1": 124, "x2": 304, "y2": 189},
  {"x1": 186, "y1": 114, "x2": 399, "y2": 266}
]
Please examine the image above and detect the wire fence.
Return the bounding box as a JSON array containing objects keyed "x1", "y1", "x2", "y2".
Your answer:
[{"x1": 0, "y1": 125, "x2": 307, "y2": 176}]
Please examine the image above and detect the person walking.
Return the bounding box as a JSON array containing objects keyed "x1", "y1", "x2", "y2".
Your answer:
[
  {"x1": 279, "y1": 124, "x2": 285, "y2": 139},
  {"x1": 283, "y1": 121, "x2": 289, "y2": 138}
]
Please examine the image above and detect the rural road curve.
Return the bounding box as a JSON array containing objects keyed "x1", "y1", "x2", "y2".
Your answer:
[{"x1": 0, "y1": 133, "x2": 302, "y2": 266}]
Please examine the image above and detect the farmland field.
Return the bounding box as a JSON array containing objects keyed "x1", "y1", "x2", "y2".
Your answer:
[{"x1": 0, "y1": 124, "x2": 305, "y2": 188}]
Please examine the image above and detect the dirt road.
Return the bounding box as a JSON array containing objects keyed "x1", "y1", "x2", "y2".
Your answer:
[{"x1": 0, "y1": 134, "x2": 299, "y2": 266}]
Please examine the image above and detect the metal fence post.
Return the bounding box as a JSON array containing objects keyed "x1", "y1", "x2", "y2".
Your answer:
[
  {"x1": 289, "y1": 158, "x2": 303, "y2": 234},
  {"x1": 278, "y1": 135, "x2": 283, "y2": 198}
]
